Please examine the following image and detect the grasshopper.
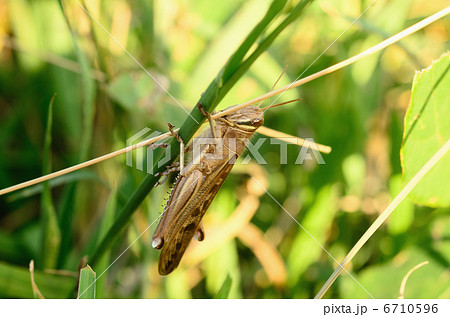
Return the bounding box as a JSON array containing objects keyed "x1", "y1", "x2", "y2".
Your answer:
[{"x1": 152, "y1": 103, "x2": 265, "y2": 275}]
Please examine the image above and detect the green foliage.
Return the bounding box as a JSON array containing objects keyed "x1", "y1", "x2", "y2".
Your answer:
[
  {"x1": 40, "y1": 97, "x2": 61, "y2": 269},
  {"x1": 340, "y1": 247, "x2": 450, "y2": 299},
  {"x1": 0, "y1": 0, "x2": 448, "y2": 299},
  {"x1": 214, "y1": 275, "x2": 233, "y2": 299},
  {"x1": 401, "y1": 53, "x2": 450, "y2": 207},
  {"x1": 0, "y1": 261, "x2": 76, "y2": 298},
  {"x1": 287, "y1": 185, "x2": 338, "y2": 287}
]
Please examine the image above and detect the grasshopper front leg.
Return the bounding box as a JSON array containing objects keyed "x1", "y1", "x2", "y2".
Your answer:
[
  {"x1": 197, "y1": 102, "x2": 216, "y2": 138},
  {"x1": 168, "y1": 123, "x2": 185, "y2": 173}
]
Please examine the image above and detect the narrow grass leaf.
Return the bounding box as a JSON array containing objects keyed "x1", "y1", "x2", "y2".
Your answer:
[
  {"x1": 90, "y1": 0, "x2": 315, "y2": 266},
  {"x1": 56, "y1": 0, "x2": 97, "y2": 267},
  {"x1": 40, "y1": 96, "x2": 61, "y2": 269},
  {"x1": 0, "y1": 261, "x2": 76, "y2": 298},
  {"x1": 93, "y1": 188, "x2": 118, "y2": 298},
  {"x1": 78, "y1": 265, "x2": 97, "y2": 299},
  {"x1": 7, "y1": 170, "x2": 100, "y2": 202},
  {"x1": 214, "y1": 275, "x2": 232, "y2": 299},
  {"x1": 205, "y1": 240, "x2": 242, "y2": 299}
]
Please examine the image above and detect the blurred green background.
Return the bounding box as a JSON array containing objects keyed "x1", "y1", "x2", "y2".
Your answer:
[{"x1": 0, "y1": 0, "x2": 449, "y2": 298}]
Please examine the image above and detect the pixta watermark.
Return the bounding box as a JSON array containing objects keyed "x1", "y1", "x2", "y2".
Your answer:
[{"x1": 126, "y1": 128, "x2": 325, "y2": 175}]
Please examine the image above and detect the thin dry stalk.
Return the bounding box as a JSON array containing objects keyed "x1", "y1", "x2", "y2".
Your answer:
[
  {"x1": 315, "y1": 140, "x2": 450, "y2": 299},
  {"x1": 0, "y1": 131, "x2": 173, "y2": 196},
  {"x1": 216, "y1": 6, "x2": 450, "y2": 118},
  {"x1": 398, "y1": 261, "x2": 429, "y2": 299},
  {"x1": 258, "y1": 126, "x2": 331, "y2": 154},
  {"x1": 0, "y1": 125, "x2": 330, "y2": 195},
  {"x1": 1, "y1": 6, "x2": 447, "y2": 197},
  {"x1": 29, "y1": 260, "x2": 45, "y2": 299}
]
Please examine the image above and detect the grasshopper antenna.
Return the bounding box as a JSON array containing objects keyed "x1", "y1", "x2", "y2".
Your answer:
[
  {"x1": 257, "y1": 65, "x2": 289, "y2": 107},
  {"x1": 261, "y1": 98, "x2": 302, "y2": 111}
]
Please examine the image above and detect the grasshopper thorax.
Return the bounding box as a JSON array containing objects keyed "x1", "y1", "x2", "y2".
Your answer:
[{"x1": 218, "y1": 105, "x2": 264, "y2": 132}]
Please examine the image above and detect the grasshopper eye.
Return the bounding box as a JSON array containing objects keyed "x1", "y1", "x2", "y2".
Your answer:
[
  {"x1": 237, "y1": 120, "x2": 253, "y2": 126},
  {"x1": 237, "y1": 117, "x2": 263, "y2": 127},
  {"x1": 251, "y1": 117, "x2": 263, "y2": 127}
]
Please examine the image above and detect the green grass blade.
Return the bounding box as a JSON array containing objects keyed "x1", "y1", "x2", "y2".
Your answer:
[
  {"x1": 40, "y1": 96, "x2": 61, "y2": 269},
  {"x1": 218, "y1": 0, "x2": 314, "y2": 102},
  {"x1": 56, "y1": 0, "x2": 97, "y2": 268},
  {"x1": 214, "y1": 275, "x2": 232, "y2": 299},
  {"x1": 401, "y1": 52, "x2": 450, "y2": 207},
  {"x1": 93, "y1": 188, "x2": 117, "y2": 298},
  {"x1": 90, "y1": 0, "x2": 315, "y2": 265},
  {"x1": 221, "y1": 0, "x2": 287, "y2": 82},
  {"x1": 77, "y1": 265, "x2": 97, "y2": 299},
  {"x1": 7, "y1": 170, "x2": 100, "y2": 202}
]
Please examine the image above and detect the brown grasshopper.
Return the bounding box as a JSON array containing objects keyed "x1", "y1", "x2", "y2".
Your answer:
[{"x1": 152, "y1": 103, "x2": 265, "y2": 275}]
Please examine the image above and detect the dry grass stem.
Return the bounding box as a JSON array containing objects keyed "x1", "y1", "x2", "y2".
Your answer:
[
  {"x1": 0, "y1": 130, "x2": 175, "y2": 196},
  {"x1": 398, "y1": 261, "x2": 429, "y2": 299},
  {"x1": 216, "y1": 6, "x2": 450, "y2": 118},
  {"x1": 258, "y1": 126, "x2": 332, "y2": 154},
  {"x1": 29, "y1": 260, "x2": 45, "y2": 299},
  {"x1": 315, "y1": 139, "x2": 450, "y2": 298}
]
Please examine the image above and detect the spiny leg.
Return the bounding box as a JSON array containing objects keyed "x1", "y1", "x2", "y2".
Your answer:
[
  {"x1": 154, "y1": 162, "x2": 180, "y2": 187},
  {"x1": 149, "y1": 143, "x2": 172, "y2": 187},
  {"x1": 168, "y1": 123, "x2": 185, "y2": 173},
  {"x1": 197, "y1": 102, "x2": 216, "y2": 138}
]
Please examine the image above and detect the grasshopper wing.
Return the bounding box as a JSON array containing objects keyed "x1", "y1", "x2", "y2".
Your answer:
[{"x1": 158, "y1": 154, "x2": 237, "y2": 275}]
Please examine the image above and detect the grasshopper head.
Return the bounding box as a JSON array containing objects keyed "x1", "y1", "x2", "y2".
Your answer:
[{"x1": 223, "y1": 105, "x2": 264, "y2": 131}]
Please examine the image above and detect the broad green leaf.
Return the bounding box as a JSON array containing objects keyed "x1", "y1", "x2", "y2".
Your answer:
[
  {"x1": 339, "y1": 247, "x2": 450, "y2": 299},
  {"x1": 78, "y1": 265, "x2": 96, "y2": 299},
  {"x1": 401, "y1": 53, "x2": 450, "y2": 207}
]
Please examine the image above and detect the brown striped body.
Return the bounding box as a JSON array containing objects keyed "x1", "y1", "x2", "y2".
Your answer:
[{"x1": 152, "y1": 105, "x2": 264, "y2": 275}]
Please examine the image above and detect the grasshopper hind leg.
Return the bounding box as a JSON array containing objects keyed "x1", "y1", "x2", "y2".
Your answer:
[{"x1": 154, "y1": 122, "x2": 188, "y2": 187}]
